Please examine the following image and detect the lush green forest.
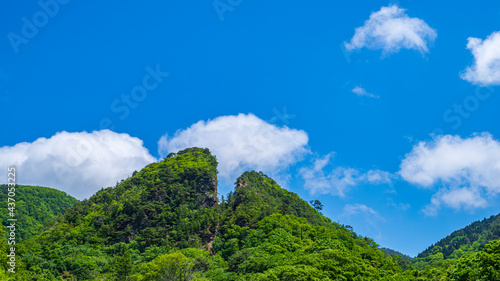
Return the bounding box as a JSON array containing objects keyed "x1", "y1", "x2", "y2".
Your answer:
[
  {"x1": 0, "y1": 185, "x2": 77, "y2": 240},
  {"x1": 0, "y1": 148, "x2": 499, "y2": 280},
  {"x1": 410, "y1": 212, "x2": 500, "y2": 279},
  {"x1": 418, "y1": 213, "x2": 500, "y2": 260}
]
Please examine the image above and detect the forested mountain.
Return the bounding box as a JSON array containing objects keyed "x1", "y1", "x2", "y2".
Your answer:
[
  {"x1": 0, "y1": 147, "x2": 498, "y2": 280},
  {"x1": 0, "y1": 185, "x2": 77, "y2": 240},
  {"x1": 418, "y1": 213, "x2": 500, "y2": 260},
  {"x1": 410, "y1": 212, "x2": 500, "y2": 278},
  {"x1": 379, "y1": 247, "x2": 412, "y2": 261}
]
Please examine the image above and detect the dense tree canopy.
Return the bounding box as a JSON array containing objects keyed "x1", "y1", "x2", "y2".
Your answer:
[
  {"x1": 0, "y1": 185, "x2": 77, "y2": 240},
  {"x1": 0, "y1": 148, "x2": 498, "y2": 280}
]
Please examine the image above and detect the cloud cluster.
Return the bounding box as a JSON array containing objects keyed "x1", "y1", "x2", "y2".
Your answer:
[
  {"x1": 345, "y1": 5, "x2": 436, "y2": 55},
  {"x1": 399, "y1": 133, "x2": 500, "y2": 214},
  {"x1": 461, "y1": 31, "x2": 500, "y2": 86},
  {"x1": 158, "y1": 113, "x2": 309, "y2": 182},
  {"x1": 299, "y1": 153, "x2": 392, "y2": 197},
  {"x1": 352, "y1": 86, "x2": 379, "y2": 98},
  {"x1": 0, "y1": 130, "x2": 156, "y2": 200}
]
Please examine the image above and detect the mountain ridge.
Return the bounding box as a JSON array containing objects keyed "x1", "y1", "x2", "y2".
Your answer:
[{"x1": 0, "y1": 147, "x2": 498, "y2": 280}]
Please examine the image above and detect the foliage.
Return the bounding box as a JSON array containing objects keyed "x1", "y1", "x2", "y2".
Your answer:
[
  {"x1": 418, "y1": 213, "x2": 500, "y2": 260},
  {"x1": 0, "y1": 185, "x2": 77, "y2": 240},
  {"x1": 447, "y1": 240, "x2": 500, "y2": 281},
  {"x1": 309, "y1": 200, "x2": 324, "y2": 211},
  {"x1": 411, "y1": 213, "x2": 500, "y2": 278},
  {"x1": 1, "y1": 147, "x2": 498, "y2": 280}
]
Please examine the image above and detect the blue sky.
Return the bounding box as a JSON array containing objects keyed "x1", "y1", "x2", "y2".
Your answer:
[{"x1": 2, "y1": 0, "x2": 500, "y2": 257}]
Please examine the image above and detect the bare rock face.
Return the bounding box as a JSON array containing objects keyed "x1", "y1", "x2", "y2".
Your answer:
[{"x1": 203, "y1": 177, "x2": 218, "y2": 208}]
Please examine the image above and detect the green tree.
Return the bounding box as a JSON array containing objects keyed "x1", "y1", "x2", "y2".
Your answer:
[
  {"x1": 448, "y1": 240, "x2": 500, "y2": 281},
  {"x1": 115, "y1": 250, "x2": 133, "y2": 280},
  {"x1": 309, "y1": 200, "x2": 323, "y2": 211},
  {"x1": 137, "y1": 252, "x2": 197, "y2": 281}
]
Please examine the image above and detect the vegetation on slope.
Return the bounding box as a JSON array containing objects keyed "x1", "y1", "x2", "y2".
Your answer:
[
  {"x1": 0, "y1": 147, "x2": 498, "y2": 280},
  {"x1": 447, "y1": 240, "x2": 500, "y2": 281},
  {"x1": 411, "y1": 213, "x2": 500, "y2": 278},
  {"x1": 418, "y1": 213, "x2": 500, "y2": 260},
  {"x1": 0, "y1": 185, "x2": 77, "y2": 240}
]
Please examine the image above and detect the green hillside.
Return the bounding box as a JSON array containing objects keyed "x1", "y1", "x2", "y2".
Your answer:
[
  {"x1": 0, "y1": 185, "x2": 77, "y2": 240},
  {"x1": 410, "y1": 213, "x2": 500, "y2": 279},
  {"x1": 418, "y1": 213, "x2": 500, "y2": 260},
  {"x1": 0, "y1": 147, "x2": 498, "y2": 280},
  {"x1": 212, "y1": 170, "x2": 406, "y2": 280}
]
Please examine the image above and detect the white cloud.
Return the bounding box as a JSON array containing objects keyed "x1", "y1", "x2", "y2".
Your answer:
[
  {"x1": 299, "y1": 153, "x2": 392, "y2": 197},
  {"x1": 342, "y1": 203, "x2": 385, "y2": 240},
  {"x1": 399, "y1": 133, "x2": 500, "y2": 214},
  {"x1": 345, "y1": 5, "x2": 436, "y2": 55},
  {"x1": 0, "y1": 130, "x2": 156, "y2": 200},
  {"x1": 343, "y1": 203, "x2": 380, "y2": 218},
  {"x1": 387, "y1": 197, "x2": 411, "y2": 211},
  {"x1": 461, "y1": 31, "x2": 500, "y2": 86},
  {"x1": 423, "y1": 187, "x2": 487, "y2": 216},
  {"x1": 158, "y1": 113, "x2": 309, "y2": 182},
  {"x1": 352, "y1": 86, "x2": 379, "y2": 98}
]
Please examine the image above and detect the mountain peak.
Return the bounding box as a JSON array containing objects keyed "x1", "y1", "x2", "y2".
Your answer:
[{"x1": 56, "y1": 147, "x2": 219, "y2": 247}]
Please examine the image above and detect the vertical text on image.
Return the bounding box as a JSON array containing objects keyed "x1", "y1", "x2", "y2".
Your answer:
[{"x1": 6, "y1": 166, "x2": 17, "y2": 273}]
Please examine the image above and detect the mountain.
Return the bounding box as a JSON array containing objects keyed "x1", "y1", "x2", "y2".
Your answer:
[
  {"x1": 380, "y1": 247, "x2": 413, "y2": 261},
  {"x1": 0, "y1": 185, "x2": 77, "y2": 240},
  {"x1": 417, "y1": 213, "x2": 500, "y2": 260},
  {"x1": 224, "y1": 170, "x2": 328, "y2": 228},
  {"x1": 6, "y1": 147, "x2": 412, "y2": 280},
  {"x1": 213, "y1": 170, "x2": 404, "y2": 280},
  {"x1": 9, "y1": 147, "x2": 219, "y2": 280},
  {"x1": 410, "y1": 213, "x2": 500, "y2": 279},
  {"x1": 56, "y1": 147, "x2": 219, "y2": 248},
  {"x1": 1, "y1": 147, "x2": 498, "y2": 280}
]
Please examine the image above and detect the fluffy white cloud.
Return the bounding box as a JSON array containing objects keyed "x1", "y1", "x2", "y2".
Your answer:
[
  {"x1": 158, "y1": 113, "x2": 309, "y2": 182},
  {"x1": 0, "y1": 130, "x2": 156, "y2": 200},
  {"x1": 299, "y1": 153, "x2": 392, "y2": 197},
  {"x1": 399, "y1": 133, "x2": 500, "y2": 214},
  {"x1": 461, "y1": 31, "x2": 500, "y2": 86},
  {"x1": 423, "y1": 187, "x2": 487, "y2": 216},
  {"x1": 345, "y1": 5, "x2": 436, "y2": 55},
  {"x1": 352, "y1": 86, "x2": 379, "y2": 98}
]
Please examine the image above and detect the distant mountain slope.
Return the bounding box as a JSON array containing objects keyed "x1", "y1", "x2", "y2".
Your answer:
[
  {"x1": 418, "y1": 213, "x2": 500, "y2": 260},
  {"x1": 0, "y1": 185, "x2": 77, "y2": 240},
  {"x1": 410, "y1": 213, "x2": 500, "y2": 278},
  {"x1": 380, "y1": 247, "x2": 413, "y2": 261}
]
